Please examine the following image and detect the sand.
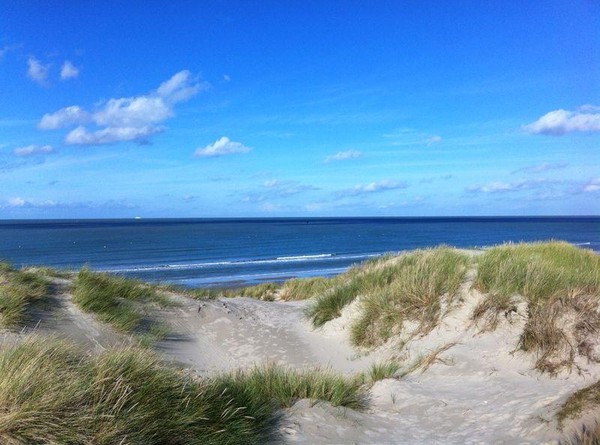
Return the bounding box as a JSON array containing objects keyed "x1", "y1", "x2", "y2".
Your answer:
[{"x1": 2, "y1": 271, "x2": 599, "y2": 444}]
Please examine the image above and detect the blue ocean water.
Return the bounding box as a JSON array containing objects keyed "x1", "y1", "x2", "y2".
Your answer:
[{"x1": 0, "y1": 217, "x2": 598, "y2": 287}]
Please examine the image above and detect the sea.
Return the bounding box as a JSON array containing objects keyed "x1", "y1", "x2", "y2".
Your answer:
[{"x1": 0, "y1": 217, "x2": 598, "y2": 288}]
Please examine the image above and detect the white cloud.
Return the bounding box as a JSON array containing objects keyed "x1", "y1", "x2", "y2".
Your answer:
[
  {"x1": 466, "y1": 179, "x2": 556, "y2": 193},
  {"x1": 65, "y1": 125, "x2": 163, "y2": 145},
  {"x1": 38, "y1": 106, "x2": 88, "y2": 130},
  {"x1": 156, "y1": 70, "x2": 204, "y2": 103},
  {"x1": 582, "y1": 178, "x2": 600, "y2": 193},
  {"x1": 324, "y1": 150, "x2": 362, "y2": 163},
  {"x1": 60, "y1": 61, "x2": 79, "y2": 80},
  {"x1": 338, "y1": 180, "x2": 408, "y2": 197},
  {"x1": 27, "y1": 57, "x2": 49, "y2": 85},
  {"x1": 12, "y1": 144, "x2": 54, "y2": 157},
  {"x1": 525, "y1": 107, "x2": 600, "y2": 135},
  {"x1": 93, "y1": 96, "x2": 172, "y2": 128},
  {"x1": 39, "y1": 70, "x2": 205, "y2": 145},
  {"x1": 223, "y1": 74, "x2": 231, "y2": 82},
  {"x1": 194, "y1": 136, "x2": 251, "y2": 157},
  {"x1": 8, "y1": 197, "x2": 26, "y2": 207}
]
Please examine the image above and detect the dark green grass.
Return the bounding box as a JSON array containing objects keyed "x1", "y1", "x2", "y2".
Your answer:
[
  {"x1": 0, "y1": 262, "x2": 50, "y2": 328},
  {"x1": 0, "y1": 336, "x2": 365, "y2": 445},
  {"x1": 72, "y1": 268, "x2": 170, "y2": 340}
]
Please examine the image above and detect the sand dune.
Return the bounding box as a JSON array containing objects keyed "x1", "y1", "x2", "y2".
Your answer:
[{"x1": 2, "y1": 257, "x2": 599, "y2": 444}]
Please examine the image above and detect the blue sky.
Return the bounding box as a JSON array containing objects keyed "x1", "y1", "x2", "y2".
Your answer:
[{"x1": 0, "y1": 0, "x2": 598, "y2": 218}]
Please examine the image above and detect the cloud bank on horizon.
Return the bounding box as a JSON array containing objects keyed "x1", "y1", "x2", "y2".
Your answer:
[{"x1": 0, "y1": 1, "x2": 598, "y2": 218}]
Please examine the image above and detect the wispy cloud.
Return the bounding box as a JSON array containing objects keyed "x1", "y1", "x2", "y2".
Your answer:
[
  {"x1": 424, "y1": 135, "x2": 442, "y2": 146},
  {"x1": 12, "y1": 144, "x2": 55, "y2": 157},
  {"x1": 511, "y1": 162, "x2": 567, "y2": 174},
  {"x1": 581, "y1": 178, "x2": 600, "y2": 193},
  {"x1": 383, "y1": 128, "x2": 443, "y2": 147},
  {"x1": 524, "y1": 106, "x2": 600, "y2": 135},
  {"x1": 241, "y1": 179, "x2": 318, "y2": 202},
  {"x1": 323, "y1": 150, "x2": 362, "y2": 163},
  {"x1": 2, "y1": 197, "x2": 138, "y2": 210},
  {"x1": 27, "y1": 57, "x2": 49, "y2": 85},
  {"x1": 194, "y1": 136, "x2": 251, "y2": 158},
  {"x1": 60, "y1": 61, "x2": 79, "y2": 80},
  {"x1": 337, "y1": 179, "x2": 408, "y2": 197},
  {"x1": 39, "y1": 70, "x2": 207, "y2": 145},
  {"x1": 466, "y1": 179, "x2": 558, "y2": 194}
]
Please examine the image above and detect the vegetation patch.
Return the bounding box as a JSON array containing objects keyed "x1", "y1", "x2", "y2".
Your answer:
[
  {"x1": 558, "y1": 379, "x2": 600, "y2": 428},
  {"x1": 367, "y1": 360, "x2": 402, "y2": 382},
  {"x1": 211, "y1": 363, "x2": 365, "y2": 411},
  {"x1": 279, "y1": 276, "x2": 332, "y2": 301},
  {"x1": 0, "y1": 261, "x2": 50, "y2": 328},
  {"x1": 194, "y1": 282, "x2": 280, "y2": 301},
  {"x1": 472, "y1": 242, "x2": 600, "y2": 373},
  {"x1": 72, "y1": 268, "x2": 170, "y2": 340},
  {"x1": 0, "y1": 336, "x2": 365, "y2": 445}
]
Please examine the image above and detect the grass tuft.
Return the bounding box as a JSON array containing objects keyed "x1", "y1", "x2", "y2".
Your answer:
[
  {"x1": 0, "y1": 336, "x2": 365, "y2": 445},
  {"x1": 557, "y1": 379, "x2": 600, "y2": 428},
  {"x1": 194, "y1": 282, "x2": 280, "y2": 301},
  {"x1": 0, "y1": 263, "x2": 50, "y2": 328},
  {"x1": 368, "y1": 361, "x2": 402, "y2": 382},
  {"x1": 346, "y1": 247, "x2": 469, "y2": 347},
  {"x1": 72, "y1": 268, "x2": 170, "y2": 341},
  {"x1": 473, "y1": 242, "x2": 600, "y2": 372}
]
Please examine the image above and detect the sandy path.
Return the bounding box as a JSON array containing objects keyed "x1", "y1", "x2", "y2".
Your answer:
[
  {"x1": 155, "y1": 294, "x2": 385, "y2": 374},
  {"x1": 0, "y1": 277, "x2": 129, "y2": 351}
]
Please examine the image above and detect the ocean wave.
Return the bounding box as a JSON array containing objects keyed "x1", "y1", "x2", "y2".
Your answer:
[{"x1": 100, "y1": 252, "x2": 380, "y2": 273}]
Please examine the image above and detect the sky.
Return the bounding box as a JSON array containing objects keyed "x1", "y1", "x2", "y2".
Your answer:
[{"x1": 0, "y1": 0, "x2": 598, "y2": 218}]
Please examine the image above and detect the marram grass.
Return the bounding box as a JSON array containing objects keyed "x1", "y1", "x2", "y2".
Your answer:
[
  {"x1": 305, "y1": 247, "x2": 470, "y2": 348},
  {"x1": 72, "y1": 268, "x2": 170, "y2": 341},
  {"x1": 472, "y1": 241, "x2": 600, "y2": 373},
  {"x1": 0, "y1": 262, "x2": 50, "y2": 328},
  {"x1": 0, "y1": 336, "x2": 365, "y2": 445}
]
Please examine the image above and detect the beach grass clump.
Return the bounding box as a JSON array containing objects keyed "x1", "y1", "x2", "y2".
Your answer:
[
  {"x1": 212, "y1": 363, "x2": 365, "y2": 410},
  {"x1": 368, "y1": 360, "x2": 402, "y2": 382},
  {"x1": 279, "y1": 276, "x2": 333, "y2": 301},
  {"x1": 306, "y1": 248, "x2": 469, "y2": 339},
  {"x1": 72, "y1": 268, "x2": 169, "y2": 339},
  {"x1": 472, "y1": 242, "x2": 600, "y2": 372},
  {"x1": 0, "y1": 262, "x2": 50, "y2": 328},
  {"x1": 0, "y1": 336, "x2": 365, "y2": 445},
  {"x1": 474, "y1": 241, "x2": 599, "y2": 309},
  {"x1": 310, "y1": 247, "x2": 469, "y2": 348},
  {"x1": 194, "y1": 282, "x2": 280, "y2": 301},
  {"x1": 557, "y1": 379, "x2": 600, "y2": 428}
]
